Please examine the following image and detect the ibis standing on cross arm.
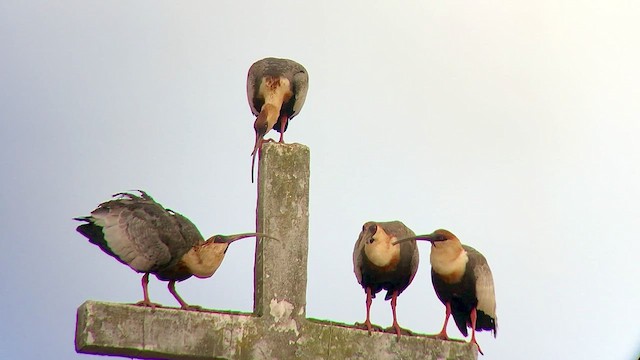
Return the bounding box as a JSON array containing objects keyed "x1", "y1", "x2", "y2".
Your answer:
[
  {"x1": 394, "y1": 229, "x2": 497, "y2": 355},
  {"x1": 74, "y1": 190, "x2": 278, "y2": 310},
  {"x1": 353, "y1": 221, "x2": 419, "y2": 340}
]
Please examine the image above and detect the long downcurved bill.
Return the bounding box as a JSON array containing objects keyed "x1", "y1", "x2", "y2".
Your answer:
[
  {"x1": 393, "y1": 234, "x2": 445, "y2": 246},
  {"x1": 250, "y1": 134, "x2": 263, "y2": 183},
  {"x1": 215, "y1": 232, "x2": 281, "y2": 244}
]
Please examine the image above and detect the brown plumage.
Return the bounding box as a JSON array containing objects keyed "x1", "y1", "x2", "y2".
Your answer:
[
  {"x1": 353, "y1": 221, "x2": 419, "y2": 340},
  {"x1": 74, "y1": 190, "x2": 277, "y2": 310},
  {"x1": 247, "y1": 57, "x2": 308, "y2": 182},
  {"x1": 395, "y1": 229, "x2": 497, "y2": 355}
]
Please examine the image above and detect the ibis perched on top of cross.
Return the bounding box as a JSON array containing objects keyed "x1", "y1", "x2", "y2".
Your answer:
[{"x1": 246, "y1": 57, "x2": 308, "y2": 182}]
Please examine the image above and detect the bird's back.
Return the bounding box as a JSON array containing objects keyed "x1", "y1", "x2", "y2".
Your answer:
[
  {"x1": 75, "y1": 191, "x2": 204, "y2": 274},
  {"x1": 247, "y1": 57, "x2": 308, "y2": 119}
]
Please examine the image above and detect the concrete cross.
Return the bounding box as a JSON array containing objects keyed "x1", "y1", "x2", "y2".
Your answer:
[{"x1": 75, "y1": 143, "x2": 477, "y2": 360}]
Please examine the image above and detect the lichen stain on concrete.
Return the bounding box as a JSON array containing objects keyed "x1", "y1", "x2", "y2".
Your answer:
[
  {"x1": 268, "y1": 298, "x2": 299, "y2": 336},
  {"x1": 85, "y1": 330, "x2": 94, "y2": 345},
  {"x1": 251, "y1": 338, "x2": 274, "y2": 360}
]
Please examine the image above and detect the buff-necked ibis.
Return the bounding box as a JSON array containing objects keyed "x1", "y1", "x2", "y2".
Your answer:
[
  {"x1": 74, "y1": 190, "x2": 277, "y2": 310},
  {"x1": 353, "y1": 221, "x2": 419, "y2": 340},
  {"x1": 395, "y1": 229, "x2": 497, "y2": 355},
  {"x1": 247, "y1": 57, "x2": 308, "y2": 182}
]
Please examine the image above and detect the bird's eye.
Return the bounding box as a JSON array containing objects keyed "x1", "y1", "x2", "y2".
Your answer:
[{"x1": 368, "y1": 238, "x2": 375, "y2": 244}]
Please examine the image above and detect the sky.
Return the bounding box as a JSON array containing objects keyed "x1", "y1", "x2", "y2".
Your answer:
[{"x1": 1, "y1": 1, "x2": 639, "y2": 359}]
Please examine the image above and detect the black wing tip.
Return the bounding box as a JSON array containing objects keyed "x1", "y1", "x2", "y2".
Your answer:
[{"x1": 73, "y1": 216, "x2": 91, "y2": 223}]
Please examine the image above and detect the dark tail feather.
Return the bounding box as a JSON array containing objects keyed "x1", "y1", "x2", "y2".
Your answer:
[
  {"x1": 75, "y1": 222, "x2": 123, "y2": 264},
  {"x1": 476, "y1": 310, "x2": 498, "y2": 337},
  {"x1": 452, "y1": 309, "x2": 469, "y2": 337}
]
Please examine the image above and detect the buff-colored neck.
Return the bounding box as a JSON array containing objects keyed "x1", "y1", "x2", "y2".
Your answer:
[
  {"x1": 430, "y1": 238, "x2": 468, "y2": 278},
  {"x1": 259, "y1": 104, "x2": 280, "y2": 129},
  {"x1": 259, "y1": 76, "x2": 291, "y2": 127},
  {"x1": 182, "y1": 243, "x2": 228, "y2": 279}
]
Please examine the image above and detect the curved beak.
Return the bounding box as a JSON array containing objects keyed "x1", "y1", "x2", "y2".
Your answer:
[
  {"x1": 251, "y1": 131, "x2": 264, "y2": 183},
  {"x1": 392, "y1": 233, "x2": 446, "y2": 246},
  {"x1": 213, "y1": 232, "x2": 281, "y2": 244}
]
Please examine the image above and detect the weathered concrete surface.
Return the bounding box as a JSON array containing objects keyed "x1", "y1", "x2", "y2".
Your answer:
[
  {"x1": 76, "y1": 301, "x2": 258, "y2": 360},
  {"x1": 254, "y1": 142, "x2": 310, "y2": 321},
  {"x1": 76, "y1": 143, "x2": 477, "y2": 360},
  {"x1": 76, "y1": 301, "x2": 478, "y2": 360}
]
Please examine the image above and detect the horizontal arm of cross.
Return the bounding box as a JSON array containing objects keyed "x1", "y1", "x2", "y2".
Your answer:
[
  {"x1": 76, "y1": 301, "x2": 476, "y2": 360},
  {"x1": 75, "y1": 143, "x2": 476, "y2": 360}
]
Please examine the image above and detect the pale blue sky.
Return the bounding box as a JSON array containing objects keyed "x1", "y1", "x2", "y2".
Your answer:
[{"x1": 1, "y1": 1, "x2": 639, "y2": 359}]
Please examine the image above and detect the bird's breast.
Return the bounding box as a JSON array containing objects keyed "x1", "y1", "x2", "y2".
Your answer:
[
  {"x1": 431, "y1": 248, "x2": 468, "y2": 283},
  {"x1": 364, "y1": 241, "x2": 401, "y2": 269}
]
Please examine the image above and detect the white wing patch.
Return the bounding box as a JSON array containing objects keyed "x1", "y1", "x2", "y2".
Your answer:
[{"x1": 475, "y1": 261, "x2": 497, "y2": 319}]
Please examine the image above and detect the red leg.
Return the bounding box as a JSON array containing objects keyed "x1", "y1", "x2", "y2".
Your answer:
[
  {"x1": 135, "y1": 273, "x2": 161, "y2": 309},
  {"x1": 470, "y1": 307, "x2": 484, "y2": 355},
  {"x1": 364, "y1": 287, "x2": 373, "y2": 335},
  {"x1": 390, "y1": 290, "x2": 402, "y2": 341},
  {"x1": 278, "y1": 116, "x2": 288, "y2": 143},
  {"x1": 435, "y1": 302, "x2": 451, "y2": 340},
  {"x1": 168, "y1": 281, "x2": 199, "y2": 310}
]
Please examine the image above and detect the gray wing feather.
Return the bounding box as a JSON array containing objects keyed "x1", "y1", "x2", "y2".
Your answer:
[
  {"x1": 91, "y1": 205, "x2": 172, "y2": 272},
  {"x1": 81, "y1": 192, "x2": 202, "y2": 273},
  {"x1": 247, "y1": 61, "x2": 260, "y2": 116},
  {"x1": 353, "y1": 221, "x2": 378, "y2": 285},
  {"x1": 168, "y1": 210, "x2": 204, "y2": 249},
  {"x1": 352, "y1": 230, "x2": 366, "y2": 284},
  {"x1": 290, "y1": 70, "x2": 308, "y2": 118},
  {"x1": 464, "y1": 245, "x2": 497, "y2": 320}
]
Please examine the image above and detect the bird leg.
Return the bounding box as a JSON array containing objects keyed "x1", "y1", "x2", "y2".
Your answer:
[
  {"x1": 354, "y1": 288, "x2": 383, "y2": 333},
  {"x1": 134, "y1": 273, "x2": 162, "y2": 309},
  {"x1": 278, "y1": 115, "x2": 288, "y2": 143},
  {"x1": 390, "y1": 290, "x2": 402, "y2": 341},
  {"x1": 435, "y1": 302, "x2": 451, "y2": 340},
  {"x1": 168, "y1": 280, "x2": 201, "y2": 311},
  {"x1": 469, "y1": 307, "x2": 484, "y2": 355},
  {"x1": 364, "y1": 287, "x2": 374, "y2": 335}
]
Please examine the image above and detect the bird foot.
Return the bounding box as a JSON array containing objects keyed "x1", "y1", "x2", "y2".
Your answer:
[
  {"x1": 434, "y1": 332, "x2": 449, "y2": 341},
  {"x1": 384, "y1": 326, "x2": 413, "y2": 337},
  {"x1": 180, "y1": 304, "x2": 202, "y2": 311},
  {"x1": 134, "y1": 300, "x2": 163, "y2": 310},
  {"x1": 354, "y1": 322, "x2": 384, "y2": 334},
  {"x1": 470, "y1": 338, "x2": 484, "y2": 356},
  {"x1": 430, "y1": 333, "x2": 466, "y2": 343}
]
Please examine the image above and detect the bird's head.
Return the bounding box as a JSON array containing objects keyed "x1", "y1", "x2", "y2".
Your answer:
[
  {"x1": 360, "y1": 222, "x2": 399, "y2": 267},
  {"x1": 360, "y1": 222, "x2": 379, "y2": 244},
  {"x1": 184, "y1": 233, "x2": 278, "y2": 279}
]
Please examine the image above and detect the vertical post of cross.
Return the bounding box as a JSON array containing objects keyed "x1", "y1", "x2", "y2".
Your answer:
[{"x1": 254, "y1": 142, "x2": 310, "y2": 320}]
